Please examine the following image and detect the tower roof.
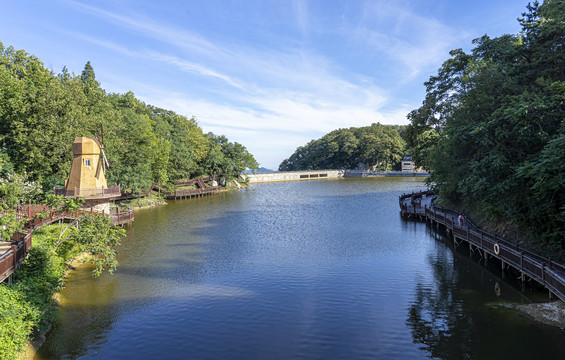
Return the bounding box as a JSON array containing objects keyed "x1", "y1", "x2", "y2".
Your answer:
[{"x1": 72, "y1": 137, "x2": 101, "y2": 156}]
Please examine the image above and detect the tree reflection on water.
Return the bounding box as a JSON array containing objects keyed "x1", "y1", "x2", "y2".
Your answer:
[
  {"x1": 406, "y1": 243, "x2": 476, "y2": 359},
  {"x1": 406, "y1": 228, "x2": 565, "y2": 360}
]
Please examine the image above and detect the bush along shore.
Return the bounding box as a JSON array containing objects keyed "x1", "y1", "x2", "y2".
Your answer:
[
  {"x1": 0, "y1": 207, "x2": 125, "y2": 360},
  {"x1": 0, "y1": 39, "x2": 259, "y2": 359},
  {"x1": 0, "y1": 178, "x2": 250, "y2": 359}
]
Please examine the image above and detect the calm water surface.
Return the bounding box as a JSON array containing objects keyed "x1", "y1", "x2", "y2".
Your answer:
[{"x1": 37, "y1": 178, "x2": 565, "y2": 359}]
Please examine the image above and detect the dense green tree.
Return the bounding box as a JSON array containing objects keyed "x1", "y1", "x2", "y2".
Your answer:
[
  {"x1": 406, "y1": 0, "x2": 565, "y2": 254},
  {"x1": 104, "y1": 92, "x2": 157, "y2": 194},
  {"x1": 0, "y1": 41, "x2": 257, "y2": 194},
  {"x1": 279, "y1": 123, "x2": 406, "y2": 171},
  {"x1": 201, "y1": 133, "x2": 258, "y2": 179},
  {"x1": 148, "y1": 106, "x2": 210, "y2": 181},
  {"x1": 72, "y1": 213, "x2": 125, "y2": 277}
]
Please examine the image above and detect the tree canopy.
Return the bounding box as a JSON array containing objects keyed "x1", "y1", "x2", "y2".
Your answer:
[
  {"x1": 0, "y1": 44, "x2": 258, "y2": 194},
  {"x1": 279, "y1": 123, "x2": 407, "y2": 171},
  {"x1": 405, "y1": 0, "x2": 565, "y2": 254}
]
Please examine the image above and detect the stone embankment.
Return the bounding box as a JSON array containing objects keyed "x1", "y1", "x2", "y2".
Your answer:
[
  {"x1": 244, "y1": 170, "x2": 345, "y2": 183},
  {"x1": 344, "y1": 170, "x2": 430, "y2": 178},
  {"x1": 244, "y1": 169, "x2": 429, "y2": 183}
]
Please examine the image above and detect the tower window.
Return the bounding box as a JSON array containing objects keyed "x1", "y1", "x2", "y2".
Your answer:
[{"x1": 84, "y1": 159, "x2": 91, "y2": 167}]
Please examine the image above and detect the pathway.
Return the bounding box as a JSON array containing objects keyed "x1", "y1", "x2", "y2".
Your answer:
[
  {"x1": 0, "y1": 206, "x2": 133, "y2": 284},
  {"x1": 400, "y1": 190, "x2": 565, "y2": 302}
]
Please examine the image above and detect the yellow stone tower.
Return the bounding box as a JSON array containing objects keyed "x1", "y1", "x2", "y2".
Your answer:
[{"x1": 65, "y1": 137, "x2": 108, "y2": 196}]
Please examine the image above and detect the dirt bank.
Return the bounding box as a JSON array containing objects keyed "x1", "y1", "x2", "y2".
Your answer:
[{"x1": 509, "y1": 301, "x2": 565, "y2": 328}]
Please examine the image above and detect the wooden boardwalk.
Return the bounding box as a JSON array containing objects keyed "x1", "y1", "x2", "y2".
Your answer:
[
  {"x1": 0, "y1": 232, "x2": 32, "y2": 284},
  {"x1": 150, "y1": 175, "x2": 224, "y2": 200},
  {"x1": 400, "y1": 190, "x2": 565, "y2": 302},
  {"x1": 0, "y1": 206, "x2": 134, "y2": 284},
  {"x1": 165, "y1": 186, "x2": 223, "y2": 200},
  {"x1": 1, "y1": 174, "x2": 224, "y2": 283}
]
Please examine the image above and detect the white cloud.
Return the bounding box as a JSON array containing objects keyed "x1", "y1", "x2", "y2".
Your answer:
[
  {"x1": 291, "y1": 0, "x2": 309, "y2": 34},
  {"x1": 65, "y1": 0, "x2": 223, "y2": 58},
  {"x1": 145, "y1": 52, "x2": 244, "y2": 90},
  {"x1": 61, "y1": 1, "x2": 419, "y2": 168},
  {"x1": 142, "y1": 90, "x2": 410, "y2": 169},
  {"x1": 351, "y1": 0, "x2": 469, "y2": 79}
]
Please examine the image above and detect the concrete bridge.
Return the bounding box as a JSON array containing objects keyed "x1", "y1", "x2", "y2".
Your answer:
[
  {"x1": 243, "y1": 170, "x2": 345, "y2": 183},
  {"x1": 244, "y1": 169, "x2": 429, "y2": 183}
]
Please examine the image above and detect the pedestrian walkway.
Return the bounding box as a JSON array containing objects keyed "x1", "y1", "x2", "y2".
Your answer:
[
  {"x1": 400, "y1": 190, "x2": 565, "y2": 302},
  {"x1": 1, "y1": 206, "x2": 133, "y2": 284}
]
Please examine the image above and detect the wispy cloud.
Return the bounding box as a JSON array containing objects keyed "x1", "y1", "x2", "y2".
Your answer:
[
  {"x1": 60, "y1": 0, "x2": 434, "y2": 168},
  {"x1": 291, "y1": 0, "x2": 309, "y2": 34},
  {"x1": 142, "y1": 89, "x2": 410, "y2": 168},
  {"x1": 350, "y1": 0, "x2": 468, "y2": 79},
  {"x1": 65, "y1": 0, "x2": 224, "y2": 57},
  {"x1": 146, "y1": 52, "x2": 244, "y2": 90},
  {"x1": 57, "y1": 30, "x2": 243, "y2": 90}
]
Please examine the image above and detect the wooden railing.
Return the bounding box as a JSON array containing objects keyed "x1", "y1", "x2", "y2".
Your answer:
[
  {"x1": 23, "y1": 207, "x2": 134, "y2": 228},
  {"x1": 53, "y1": 185, "x2": 121, "y2": 198},
  {"x1": 108, "y1": 208, "x2": 135, "y2": 225},
  {"x1": 174, "y1": 174, "x2": 222, "y2": 187},
  {"x1": 400, "y1": 190, "x2": 565, "y2": 302},
  {"x1": 398, "y1": 190, "x2": 436, "y2": 216},
  {"x1": 0, "y1": 206, "x2": 134, "y2": 283},
  {"x1": 169, "y1": 186, "x2": 222, "y2": 199},
  {"x1": 0, "y1": 231, "x2": 32, "y2": 283},
  {"x1": 142, "y1": 176, "x2": 224, "y2": 200}
]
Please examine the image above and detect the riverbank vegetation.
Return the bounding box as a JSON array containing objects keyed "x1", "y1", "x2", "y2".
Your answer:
[
  {"x1": 0, "y1": 41, "x2": 259, "y2": 359},
  {"x1": 0, "y1": 43, "x2": 258, "y2": 196},
  {"x1": 0, "y1": 212, "x2": 125, "y2": 360},
  {"x1": 0, "y1": 179, "x2": 125, "y2": 359},
  {"x1": 405, "y1": 0, "x2": 565, "y2": 258},
  {"x1": 279, "y1": 123, "x2": 407, "y2": 171}
]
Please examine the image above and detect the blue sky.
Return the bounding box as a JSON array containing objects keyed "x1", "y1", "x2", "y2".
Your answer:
[{"x1": 1, "y1": 0, "x2": 528, "y2": 169}]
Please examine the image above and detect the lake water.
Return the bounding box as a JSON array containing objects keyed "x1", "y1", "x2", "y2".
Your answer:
[{"x1": 36, "y1": 178, "x2": 565, "y2": 359}]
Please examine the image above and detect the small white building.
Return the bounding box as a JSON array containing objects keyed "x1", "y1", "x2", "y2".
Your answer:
[{"x1": 401, "y1": 157, "x2": 415, "y2": 172}]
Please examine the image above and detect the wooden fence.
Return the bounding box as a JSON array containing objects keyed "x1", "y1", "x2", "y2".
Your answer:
[
  {"x1": 167, "y1": 186, "x2": 222, "y2": 200},
  {"x1": 174, "y1": 174, "x2": 222, "y2": 187},
  {"x1": 0, "y1": 206, "x2": 134, "y2": 284},
  {"x1": 0, "y1": 232, "x2": 32, "y2": 283},
  {"x1": 400, "y1": 190, "x2": 565, "y2": 302},
  {"x1": 53, "y1": 185, "x2": 121, "y2": 197}
]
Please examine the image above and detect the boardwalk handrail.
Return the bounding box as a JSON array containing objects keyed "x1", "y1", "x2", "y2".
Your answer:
[
  {"x1": 53, "y1": 185, "x2": 121, "y2": 197},
  {"x1": 400, "y1": 190, "x2": 565, "y2": 302},
  {"x1": 0, "y1": 231, "x2": 32, "y2": 283},
  {"x1": 0, "y1": 206, "x2": 134, "y2": 283},
  {"x1": 170, "y1": 186, "x2": 222, "y2": 199},
  {"x1": 23, "y1": 206, "x2": 134, "y2": 229},
  {"x1": 175, "y1": 174, "x2": 222, "y2": 187}
]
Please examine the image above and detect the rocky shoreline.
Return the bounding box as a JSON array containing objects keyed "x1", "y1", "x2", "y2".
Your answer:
[{"x1": 509, "y1": 301, "x2": 565, "y2": 328}]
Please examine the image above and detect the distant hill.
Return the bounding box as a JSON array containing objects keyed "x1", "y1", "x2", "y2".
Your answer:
[
  {"x1": 245, "y1": 167, "x2": 275, "y2": 174},
  {"x1": 279, "y1": 123, "x2": 407, "y2": 171}
]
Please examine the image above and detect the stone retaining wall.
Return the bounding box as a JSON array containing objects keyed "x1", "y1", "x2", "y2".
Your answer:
[{"x1": 244, "y1": 170, "x2": 345, "y2": 183}]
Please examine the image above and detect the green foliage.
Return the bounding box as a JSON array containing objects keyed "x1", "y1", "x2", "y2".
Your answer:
[
  {"x1": 0, "y1": 213, "x2": 125, "y2": 358},
  {"x1": 72, "y1": 214, "x2": 125, "y2": 277},
  {"x1": 0, "y1": 205, "x2": 23, "y2": 240},
  {"x1": 0, "y1": 172, "x2": 42, "y2": 206},
  {"x1": 406, "y1": 0, "x2": 565, "y2": 254},
  {"x1": 202, "y1": 133, "x2": 259, "y2": 179},
  {"x1": 0, "y1": 42, "x2": 257, "y2": 195},
  {"x1": 0, "y1": 224, "x2": 75, "y2": 360},
  {"x1": 279, "y1": 123, "x2": 406, "y2": 171},
  {"x1": 0, "y1": 285, "x2": 38, "y2": 360},
  {"x1": 0, "y1": 172, "x2": 34, "y2": 236}
]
